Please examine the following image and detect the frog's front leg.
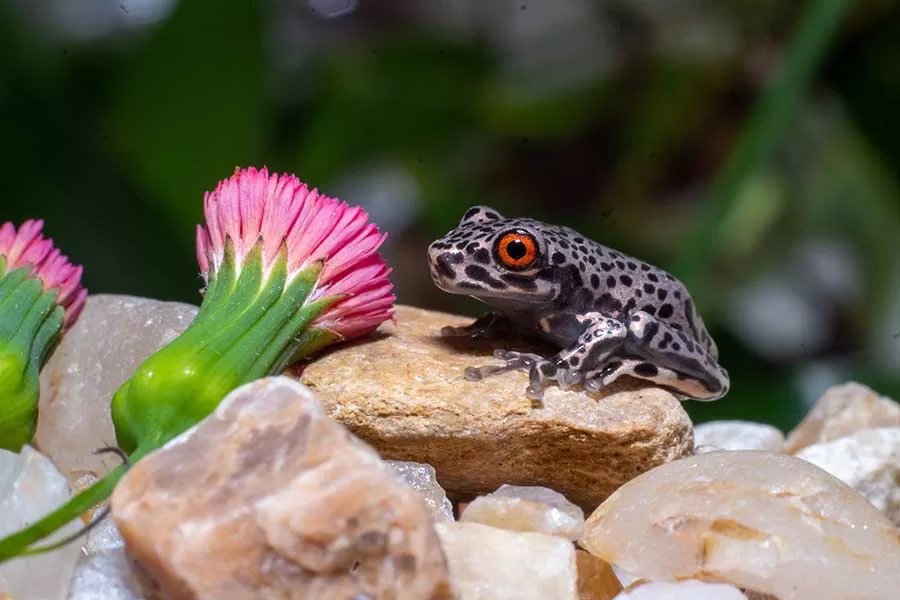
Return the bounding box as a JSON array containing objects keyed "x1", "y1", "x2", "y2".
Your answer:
[
  {"x1": 464, "y1": 313, "x2": 628, "y2": 400},
  {"x1": 440, "y1": 312, "x2": 521, "y2": 341}
]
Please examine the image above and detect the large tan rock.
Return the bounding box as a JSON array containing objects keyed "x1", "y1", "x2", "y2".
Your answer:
[
  {"x1": 110, "y1": 377, "x2": 451, "y2": 600},
  {"x1": 298, "y1": 305, "x2": 694, "y2": 510}
]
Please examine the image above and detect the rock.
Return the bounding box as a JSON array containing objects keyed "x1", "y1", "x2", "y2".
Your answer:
[
  {"x1": 612, "y1": 580, "x2": 748, "y2": 599},
  {"x1": 36, "y1": 294, "x2": 198, "y2": 485},
  {"x1": 795, "y1": 427, "x2": 900, "y2": 525},
  {"x1": 297, "y1": 305, "x2": 694, "y2": 510},
  {"x1": 611, "y1": 567, "x2": 640, "y2": 589},
  {"x1": 435, "y1": 521, "x2": 578, "y2": 599},
  {"x1": 67, "y1": 515, "x2": 146, "y2": 600},
  {"x1": 387, "y1": 461, "x2": 454, "y2": 522},
  {"x1": 580, "y1": 451, "x2": 900, "y2": 600},
  {"x1": 784, "y1": 381, "x2": 900, "y2": 453},
  {"x1": 110, "y1": 376, "x2": 451, "y2": 600},
  {"x1": 0, "y1": 445, "x2": 83, "y2": 600},
  {"x1": 460, "y1": 484, "x2": 584, "y2": 540},
  {"x1": 575, "y1": 550, "x2": 622, "y2": 600},
  {"x1": 693, "y1": 421, "x2": 784, "y2": 452}
]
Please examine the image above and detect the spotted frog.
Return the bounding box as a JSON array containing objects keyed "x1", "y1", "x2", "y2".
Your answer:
[{"x1": 427, "y1": 206, "x2": 730, "y2": 401}]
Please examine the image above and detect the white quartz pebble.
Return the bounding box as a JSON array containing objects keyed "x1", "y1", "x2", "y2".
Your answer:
[
  {"x1": 613, "y1": 580, "x2": 748, "y2": 599},
  {"x1": 387, "y1": 460, "x2": 454, "y2": 522},
  {"x1": 796, "y1": 426, "x2": 900, "y2": 525},
  {"x1": 436, "y1": 521, "x2": 578, "y2": 599},
  {"x1": 693, "y1": 420, "x2": 784, "y2": 452},
  {"x1": 0, "y1": 446, "x2": 82, "y2": 600},
  {"x1": 580, "y1": 451, "x2": 900, "y2": 600},
  {"x1": 461, "y1": 484, "x2": 584, "y2": 540}
]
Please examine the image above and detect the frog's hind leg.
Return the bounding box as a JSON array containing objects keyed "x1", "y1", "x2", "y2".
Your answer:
[
  {"x1": 618, "y1": 311, "x2": 730, "y2": 400},
  {"x1": 585, "y1": 358, "x2": 723, "y2": 401}
]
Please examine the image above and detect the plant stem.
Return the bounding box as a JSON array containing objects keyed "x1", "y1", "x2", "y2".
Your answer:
[{"x1": 674, "y1": 0, "x2": 853, "y2": 301}]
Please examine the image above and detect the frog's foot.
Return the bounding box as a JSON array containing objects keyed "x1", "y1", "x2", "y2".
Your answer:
[
  {"x1": 464, "y1": 349, "x2": 561, "y2": 400},
  {"x1": 441, "y1": 312, "x2": 517, "y2": 341}
]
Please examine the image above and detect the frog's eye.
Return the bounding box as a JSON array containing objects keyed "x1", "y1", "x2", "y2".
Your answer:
[{"x1": 495, "y1": 231, "x2": 538, "y2": 269}]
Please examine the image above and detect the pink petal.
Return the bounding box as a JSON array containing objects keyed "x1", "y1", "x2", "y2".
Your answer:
[
  {"x1": 0, "y1": 220, "x2": 87, "y2": 331},
  {"x1": 195, "y1": 166, "x2": 395, "y2": 343}
]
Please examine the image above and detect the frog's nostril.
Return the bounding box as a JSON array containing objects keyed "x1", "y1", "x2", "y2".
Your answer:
[{"x1": 435, "y1": 253, "x2": 457, "y2": 280}]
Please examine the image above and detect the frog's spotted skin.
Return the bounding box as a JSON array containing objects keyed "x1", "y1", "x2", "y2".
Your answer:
[{"x1": 427, "y1": 205, "x2": 729, "y2": 401}]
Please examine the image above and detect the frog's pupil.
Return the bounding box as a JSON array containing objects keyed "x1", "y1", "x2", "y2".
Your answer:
[{"x1": 506, "y1": 239, "x2": 528, "y2": 260}]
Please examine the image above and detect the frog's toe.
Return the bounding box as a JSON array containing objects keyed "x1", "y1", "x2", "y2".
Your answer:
[
  {"x1": 440, "y1": 324, "x2": 461, "y2": 337},
  {"x1": 464, "y1": 362, "x2": 516, "y2": 380},
  {"x1": 584, "y1": 377, "x2": 605, "y2": 392},
  {"x1": 556, "y1": 368, "x2": 584, "y2": 389},
  {"x1": 493, "y1": 349, "x2": 543, "y2": 363},
  {"x1": 525, "y1": 381, "x2": 546, "y2": 401}
]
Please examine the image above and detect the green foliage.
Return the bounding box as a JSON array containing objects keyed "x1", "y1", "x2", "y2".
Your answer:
[
  {"x1": 108, "y1": 0, "x2": 266, "y2": 241},
  {"x1": 2, "y1": 0, "x2": 900, "y2": 431}
]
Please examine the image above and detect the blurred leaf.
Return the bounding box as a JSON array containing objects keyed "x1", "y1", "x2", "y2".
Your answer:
[
  {"x1": 287, "y1": 36, "x2": 490, "y2": 186},
  {"x1": 478, "y1": 79, "x2": 610, "y2": 138},
  {"x1": 675, "y1": 0, "x2": 853, "y2": 307},
  {"x1": 107, "y1": 0, "x2": 266, "y2": 241}
]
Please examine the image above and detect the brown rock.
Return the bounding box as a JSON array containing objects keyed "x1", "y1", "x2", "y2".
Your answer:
[
  {"x1": 298, "y1": 305, "x2": 694, "y2": 510},
  {"x1": 575, "y1": 550, "x2": 622, "y2": 600},
  {"x1": 784, "y1": 381, "x2": 900, "y2": 453},
  {"x1": 110, "y1": 377, "x2": 451, "y2": 600}
]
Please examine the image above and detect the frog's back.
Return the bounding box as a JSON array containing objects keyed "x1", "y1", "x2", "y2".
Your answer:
[{"x1": 543, "y1": 222, "x2": 719, "y2": 359}]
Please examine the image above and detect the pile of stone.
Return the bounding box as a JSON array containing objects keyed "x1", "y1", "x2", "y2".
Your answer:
[{"x1": 0, "y1": 296, "x2": 898, "y2": 599}]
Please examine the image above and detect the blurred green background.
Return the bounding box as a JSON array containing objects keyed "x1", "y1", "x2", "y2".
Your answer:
[{"x1": 2, "y1": 0, "x2": 899, "y2": 431}]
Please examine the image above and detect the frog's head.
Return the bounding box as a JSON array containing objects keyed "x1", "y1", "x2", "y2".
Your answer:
[{"x1": 427, "y1": 205, "x2": 560, "y2": 306}]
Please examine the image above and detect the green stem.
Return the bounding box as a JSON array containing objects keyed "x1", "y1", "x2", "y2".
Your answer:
[
  {"x1": 0, "y1": 444, "x2": 152, "y2": 562},
  {"x1": 673, "y1": 0, "x2": 853, "y2": 301}
]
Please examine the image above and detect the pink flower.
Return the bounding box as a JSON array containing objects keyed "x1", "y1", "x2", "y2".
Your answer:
[
  {"x1": 195, "y1": 166, "x2": 395, "y2": 340},
  {"x1": 0, "y1": 219, "x2": 87, "y2": 330}
]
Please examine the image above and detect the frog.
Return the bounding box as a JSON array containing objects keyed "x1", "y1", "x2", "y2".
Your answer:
[{"x1": 426, "y1": 205, "x2": 730, "y2": 402}]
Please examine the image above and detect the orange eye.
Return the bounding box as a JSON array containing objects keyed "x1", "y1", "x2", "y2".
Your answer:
[{"x1": 496, "y1": 231, "x2": 538, "y2": 269}]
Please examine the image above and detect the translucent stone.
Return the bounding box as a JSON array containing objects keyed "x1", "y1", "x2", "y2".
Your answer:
[
  {"x1": 67, "y1": 551, "x2": 146, "y2": 600},
  {"x1": 460, "y1": 484, "x2": 584, "y2": 540},
  {"x1": 796, "y1": 427, "x2": 900, "y2": 525},
  {"x1": 110, "y1": 377, "x2": 450, "y2": 599},
  {"x1": 580, "y1": 451, "x2": 900, "y2": 600},
  {"x1": 784, "y1": 381, "x2": 900, "y2": 453},
  {"x1": 615, "y1": 580, "x2": 748, "y2": 599},
  {"x1": 36, "y1": 294, "x2": 198, "y2": 485},
  {"x1": 693, "y1": 421, "x2": 784, "y2": 452},
  {"x1": 386, "y1": 460, "x2": 454, "y2": 522},
  {"x1": 66, "y1": 512, "x2": 146, "y2": 600},
  {"x1": 0, "y1": 445, "x2": 82, "y2": 600},
  {"x1": 435, "y1": 521, "x2": 578, "y2": 600}
]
